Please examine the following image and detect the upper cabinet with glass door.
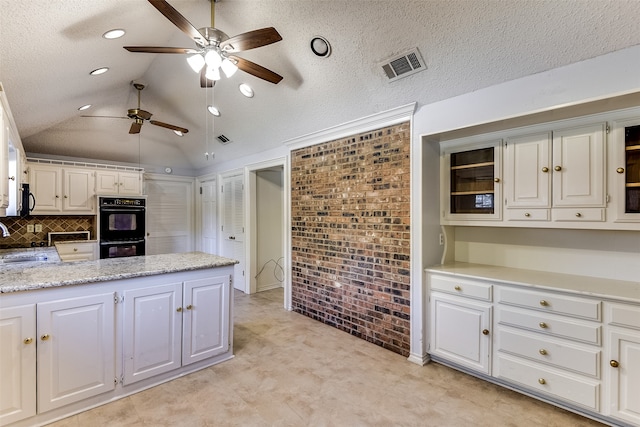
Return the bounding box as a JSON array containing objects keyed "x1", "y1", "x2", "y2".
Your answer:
[
  {"x1": 610, "y1": 117, "x2": 640, "y2": 223},
  {"x1": 441, "y1": 140, "x2": 502, "y2": 222}
]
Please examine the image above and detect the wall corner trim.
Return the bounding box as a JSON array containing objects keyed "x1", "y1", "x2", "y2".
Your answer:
[{"x1": 284, "y1": 102, "x2": 416, "y2": 150}]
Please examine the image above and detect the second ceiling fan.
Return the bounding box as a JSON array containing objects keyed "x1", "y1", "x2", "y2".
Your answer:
[{"x1": 125, "y1": 0, "x2": 283, "y2": 87}]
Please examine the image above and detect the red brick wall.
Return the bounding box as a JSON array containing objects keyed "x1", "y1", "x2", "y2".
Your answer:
[{"x1": 290, "y1": 123, "x2": 411, "y2": 355}]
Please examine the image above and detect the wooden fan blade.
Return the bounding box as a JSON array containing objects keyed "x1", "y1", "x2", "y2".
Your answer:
[
  {"x1": 220, "y1": 27, "x2": 282, "y2": 53},
  {"x1": 149, "y1": 120, "x2": 189, "y2": 134},
  {"x1": 230, "y1": 56, "x2": 283, "y2": 84},
  {"x1": 148, "y1": 0, "x2": 206, "y2": 46},
  {"x1": 200, "y1": 68, "x2": 215, "y2": 88},
  {"x1": 124, "y1": 46, "x2": 198, "y2": 54},
  {"x1": 81, "y1": 115, "x2": 129, "y2": 119},
  {"x1": 129, "y1": 122, "x2": 142, "y2": 134}
]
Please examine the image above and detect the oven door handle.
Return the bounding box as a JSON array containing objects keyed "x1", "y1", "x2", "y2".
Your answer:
[
  {"x1": 100, "y1": 239, "x2": 146, "y2": 246},
  {"x1": 99, "y1": 207, "x2": 145, "y2": 212}
]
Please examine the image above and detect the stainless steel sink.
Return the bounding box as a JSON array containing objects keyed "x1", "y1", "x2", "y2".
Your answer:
[{"x1": 2, "y1": 255, "x2": 48, "y2": 264}]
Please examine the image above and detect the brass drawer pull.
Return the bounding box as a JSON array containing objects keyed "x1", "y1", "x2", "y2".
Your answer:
[
  {"x1": 538, "y1": 378, "x2": 546, "y2": 385},
  {"x1": 176, "y1": 307, "x2": 183, "y2": 312},
  {"x1": 539, "y1": 300, "x2": 548, "y2": 306},
  {"x1": 186, "y1": 305, "x2": 193, "y2": 310},
  {"x1": 41, "y1": 334, "x2": 50, "y2": 341},
  {"x1": 541, "y1": 167, "x2": 549, "y2": 173},
  {"x1": 616, "y1": 167, "x2": 624, "y2": 174},
  {"x1": 610, "y1": 360, "x2": 619, "y2": 368},
  {"x1": 539, "y1": 349, "x2": 547, "y2": 355},
  {"x1": 554, "y1": 166, "x2": 562, "y2": 171},
  {"x1": 454, "y1": 285, "x2": 462, "y2": 291},
  {"x1": 24, "y1": 337, "x2": 34, "y2": 344},
  {"x1": 539, "y1": 322, "x2": 548, "y2": 329},
  {"x1": 482, "y1": 329, "x2": 489, "y2": 336}
]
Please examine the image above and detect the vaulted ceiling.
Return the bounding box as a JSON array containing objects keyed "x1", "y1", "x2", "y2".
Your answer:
[{"x1": 1, "y1": 0, "x2": 639, "y2": 175}]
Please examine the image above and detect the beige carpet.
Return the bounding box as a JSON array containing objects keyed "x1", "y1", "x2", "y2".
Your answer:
[{"x1": 48, "y1": 288, "x2": 603, "y2": 426}]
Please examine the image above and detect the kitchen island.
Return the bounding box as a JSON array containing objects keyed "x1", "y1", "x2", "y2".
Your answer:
[{"x1": 0, "y1": 252, "x2": 237, "y2": 427}]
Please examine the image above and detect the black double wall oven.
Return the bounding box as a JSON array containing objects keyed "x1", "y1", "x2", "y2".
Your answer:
[{"x1": 98, "y1": 196, "x2": 146, "y2": 259}]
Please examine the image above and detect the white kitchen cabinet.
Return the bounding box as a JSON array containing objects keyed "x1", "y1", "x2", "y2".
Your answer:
[
  {"x1": 503, "y1": 123, "x2": 606, "y2": 223},
  {"x1": 441, "y1": 142, "x2": 502, "y2": 222},
  {"x1": 96, "y1": 170, "x2": 141, "y2": 195},
  {"x1": 36, "y1": 293, "x2": 115, "y2": 412},
  {"x1": 0, "y1": 305, "x2": 36, "y2": 427},
  {"x1": 55, "y1": 241, "x2": 98, "y2": 262},
  {"x1": 29, "y1": 164, "x2": 95, "y2": 214},
  {"x1": 605, "y1": 302, "x2": 640, "y2": 425},
  {"x1": 429, "y1": 275, "x2": 492, "y2": 374},
  {"x1": 609, "y1": 116, "x2": 640, "y2": 223},
  {"x1": 123, "y1": 274, "x2": 231, "y2": 385}
]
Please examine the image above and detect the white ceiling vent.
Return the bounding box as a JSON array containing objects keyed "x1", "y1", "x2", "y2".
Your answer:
[
  {"x1": 217, "y1": 134, "x2": 232, "y2": 145},
  {"x1": 380, "y1": 48, "x2": 426, "y2": 82}
]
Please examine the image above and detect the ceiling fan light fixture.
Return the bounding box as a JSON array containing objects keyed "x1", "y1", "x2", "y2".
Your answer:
[
  {"x1": 103, "y1": 29, "x2": 125, "y2": 40},
  {"x1": 78, "y1": 104, "x2": 92, "y2": 111},
  {"x1": 221, "y1": 58, "x2": 238, "y2": 77},
  {"x1": 208, "y1": 105, "x2": 221, "y2": 116},
  {"x1": 90, "y1": 67, "x2": 109, "y2": 76},
  {"x1": 173, "y1": 130, "x2": 184, "y2": 137},
  {"x1": 204, "y1": 49, "x2": 222, "y2": 68},
  {"x1": 206, "y1": 66, "x2": 221, "y2": 81},
  {"x1": 239, "y1": 83, "x2": 254, "y2": 98},
  {"x1": 187, "y1": 54, "x2": 205, "y2": 73}
]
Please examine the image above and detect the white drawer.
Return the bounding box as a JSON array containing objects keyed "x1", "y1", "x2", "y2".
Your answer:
[
  {"x1": 496, "y1": 327, "x2": 600, "y2": 378},
  {"x1": 429, "y1": 275, "x2": 492, "y2": 301},
  {"x1": 495, "y1": 354, "x2": 600, "y2": 411},
  {"x1": 607, "y1": 302, "x2": 640, "y2": 330},
  {"x1": 55, "y1": 242, "x2": 97, "y2": 261},
  {"x1": 497, "y1": 307, "x2": 601, "y2": 345},
  {"x1": 505, "y1": 208, "x2": 550, "y2": 221},
  {"x1": 552, "y1": 208, "x2": 605, "y2": 222},
  {"x1": 497, "y1": 287, "x2": 601, "y2": 321}
]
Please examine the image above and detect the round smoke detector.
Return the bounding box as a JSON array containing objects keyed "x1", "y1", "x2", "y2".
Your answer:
[{"x1": 310, "y1": 36, "x2": 331, "y2": 58}]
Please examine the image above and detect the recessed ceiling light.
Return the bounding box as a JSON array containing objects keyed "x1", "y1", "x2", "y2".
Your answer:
[
  {"x1": 103, "y1": 29, "x2": 125, "y2": 39},
  {"x1": 239, "y1": 83, "x2": 254, "y2": 98},
  {"x1": 90, "y1": 67, "x2": 109, "y2": 76},
  {"x1": 78, "y1": 104, "x2": 92, "y2": 111},
  {"x1": 310, "y1": 36, "x2": 331, "y2": 58},
  {"x1": 173, "y1": 130, "x2": 183, "y2": 137},
  {"x1": 207, "y1": 105, "x2": 221, "y2": 116}
]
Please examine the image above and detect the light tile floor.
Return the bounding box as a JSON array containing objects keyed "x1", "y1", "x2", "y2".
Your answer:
[{"x1": 48, "y1": 288, "x2": 604, "y2": 426}]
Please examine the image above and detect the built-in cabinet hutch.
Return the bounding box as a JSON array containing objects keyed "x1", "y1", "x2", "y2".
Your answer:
[{"x1": 430, "y1": 105, "x2": 640, "y2": 426}]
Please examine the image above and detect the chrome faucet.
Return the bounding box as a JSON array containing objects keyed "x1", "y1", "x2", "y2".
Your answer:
[{"x1": 0, "y1": 222, "x2": 9, "y2": 237}]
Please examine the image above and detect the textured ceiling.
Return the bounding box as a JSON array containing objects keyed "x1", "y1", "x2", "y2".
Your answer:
[{"x1": 1, "y1": 0, "x2": 639, "y2": 174}]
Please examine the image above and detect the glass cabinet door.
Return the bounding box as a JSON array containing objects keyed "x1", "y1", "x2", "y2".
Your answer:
[
  {"x1": 450, "y1": 147, "x2": 496, "y2": 214},
  {"x1": 624, "y1": 124, "x2": 640, "y2": 213}
]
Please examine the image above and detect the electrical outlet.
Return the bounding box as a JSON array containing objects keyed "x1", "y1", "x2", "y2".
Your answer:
[
  {"x1": 439, "y1": 233, "x2": 444, "y2": 245},
  {"x1": 34, "y1": 224, "x2": 42, "y2": 232},
  {"x1": 27, "y1": 224, "x2": 34, "y2": 233}
]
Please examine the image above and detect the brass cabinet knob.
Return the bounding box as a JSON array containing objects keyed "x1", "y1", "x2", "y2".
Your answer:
[
  {"x1": 176, "y1": 307, "x2": 183, "y2": 312},
  {"x1": 610, "y1": 360, "x2": 619, "y2": 368},
  {"x1": 64, "y1": 195, "x2": 68, "y2": 199},
  {"x1": 541, "y1": 167, "x2": 549, "y2": 173},
  {"x1": 539, "y1": 322, "x2": 548, "y2": 329},
  {"x1": 554, "y1": 166, "x2": 562, "y2": 171},
  {"x1": 538, "y1": 378, "x2": 546, "y2": 385},
  {"x1": 186, "y1": 305, "x2": 193, "y2": 310},
  {"x1": 524, "y1": 213, "x2": 531, "y2": 217},
  {"x1": 24, "y1": 337, "x2": 34, "y2": 344},
  {"x1": 454, "y1": 285, "x2": 462, "y2": 291},
  {"x1": 482, "y1": 329, "x2": 490, "y2": 336},
  {"x1": 539, "y1": 349, "x2": 547, "y2": 355},
  {"x1": 41, "y1": 334, "x2": 50, "y2": 341},
  {"x1": 539, "y1": 300, "x2": 548, "y2": 306},
  {"x1": 575, "y1": 212, "x2": 582, "y2": 217},
  {"x1": 616, "y1": 167, "x2": 625, "y2": 174},
  {"x1": 73, "y1": 248, "x2": 78, "y2": 252},
  {"x1": 55, "y1": 195, "x2": 59, "y2": 198},
  {"x1": 494, "y1": 178, "x2": 500, "y2": 183},
  {"x1": 9, "y1": 175, "x2": 15, "y2": 181}
]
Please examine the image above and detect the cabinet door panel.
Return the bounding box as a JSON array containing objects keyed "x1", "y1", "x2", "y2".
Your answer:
[
  {"x1": 95, "y1": 171, "x2": 119, "y2": 194},
  {"x1": 123, "y1": 283, "x2": 182, "y2": 384},
  {"x1": 118, "y1": 172, "x2": 141, "y2": 195},
  {"x1": 608, "y1": 329, "x2": 640, "y2": 425},
  {"x1": 63, "y1": 168, "x2": 94, "y2": 212},
  {"x1": 0, "y1": 305, "x2": 36, "y2": 426},
  {"x1": 182, "y1": 275, "x2": 230, "y2": 365},
  {"x1": 430, "y1": 294, "x2": 491, "y2": 374},
  {"x1": 552, "y1": 123, "x2": 606, "y2": 207},
  {"x1": 37, "y1": 293, "x2": 115, "y2": 412},
  {"x1": 30, "y1": 165, "x2": 61, "y2": 213},
  {"x1": 505, "y1": 132, "x2": 551, "y2": 208}
]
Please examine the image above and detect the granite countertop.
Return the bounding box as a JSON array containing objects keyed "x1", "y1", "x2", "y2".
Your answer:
[
  {"x1": 0, "y1": 246, "x2": 61, "y2": 263},
  {"x1": 426, "y1": 262, "x2": 640, "y2": 303},
  {"x1": 0, "y1": 252, "x2": 238, "y2": 293}
]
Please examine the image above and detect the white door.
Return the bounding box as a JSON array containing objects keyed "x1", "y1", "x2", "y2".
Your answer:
[
  {"x1": 221, "y1": 174, "x2": 245, "y2": 291},
  {"x1": 552, "y1": 123, "x2": 606, "y2": 207},
  {"x1": 609, "y1": 329, "x2": 640, "y2": 425},
  {"x1": 0, "y1": 304, "x2": 36, "y2": 426},
  {"x1": 37, "y1": 293, "x2": 115, "y2": 412},
  {"x1": 200, "y1": 180, "x2": 217, "y2": 254},
  {"x1": 123, "y1": 283, "x2": 182, "y2": 385},
  {"x1": 63, "y1": 168, "x2": 94, "y2": 212},
  {"x1": 146, "y1": 178, "x2": 194, "y2": 255},
  {"x1": 182, "y1": 276, "x2": 230, "y2": 365},
  {"x1": 430, "y1": 294, "x2": 492, "y2": 374}
]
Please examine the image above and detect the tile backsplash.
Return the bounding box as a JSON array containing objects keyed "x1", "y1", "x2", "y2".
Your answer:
[{"x1": 0, "y1": 216, "x2": 96, "y2": 248}]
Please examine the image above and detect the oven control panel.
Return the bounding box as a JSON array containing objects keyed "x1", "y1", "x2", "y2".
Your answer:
[{"x1": 99, "y1": 196, "x2": 146, "y2": 207}]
